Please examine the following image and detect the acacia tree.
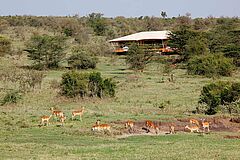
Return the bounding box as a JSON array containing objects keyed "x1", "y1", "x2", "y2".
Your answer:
[{"x1": 25, "y1": 34, "x2": 66, "y2": 69}]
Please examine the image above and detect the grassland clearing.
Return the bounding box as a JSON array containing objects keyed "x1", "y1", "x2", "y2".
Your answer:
[{"x1": 0, "y1": 56, "x2": 240, "y2": 159}]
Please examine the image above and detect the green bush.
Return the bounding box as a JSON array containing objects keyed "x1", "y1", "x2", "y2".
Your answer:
[
  {"x1": 88, "y1": 72, "x2": 116, "y2": 98},
  {"x1": 67, "y1": 51, "x2": 97, "y2": 69},
  {"x1": 187, "y1": 54, "x2": 234, "y2": 77},
  {"x1": 103, "y1": 78, "x2": 116, "y2": 97},
  {"x1": 199, "y1": 81, "x2": 240, "y2": 115},
  {"x1": 0, "y1": 35, "x2": 11, "y2": 56},
  {"x1": 1, "y1": 90, "x2": 22, "y2": 105},
  {"x1": 61, "y1": 71, "x2": 88, "y2": 98},
  {"x1": 61, "y1": 71, "x2": 116, "y2": 98}
]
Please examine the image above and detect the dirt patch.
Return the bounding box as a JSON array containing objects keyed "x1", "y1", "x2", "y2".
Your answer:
[{"x1": 112, "y1": 116, "x2": 240, "y2": 136}]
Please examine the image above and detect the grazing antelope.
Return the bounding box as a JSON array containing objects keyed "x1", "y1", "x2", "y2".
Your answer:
[
  {"x1": 59, "y1": 115, "x2": 67, "y2": 126},
  {"x1": 50, "y1": 107, "x2": 64, "y2": 118},
  {"x1": 185, "y1": 125, "x2": 200, "y2": 133},
  {"x1": 72, "y1": 107, "x2": 85, "y2": 121},
  {"x1": 189, "y1": 119, "x2": 200, "y2": 126},
  {"x1": 169, "y1": 125, "x2": 176, "y2": 134},
  {"x1": 201, "y1": 119, "x2": 210, "y2": 132},
  {"x1": 91, "y1": 124, "x2": 111, "y2": 133},
  {"x1": 125, "y1": 120, "x2": 134, "y2": 133},
  {"x1": 40, "y1": 115, "x2": 52, "y2": 126},
  {"x1": 146, "y1": 120, "x2": 159, "y2": 134}
]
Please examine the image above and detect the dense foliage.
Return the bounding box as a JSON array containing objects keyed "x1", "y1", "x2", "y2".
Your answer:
[
  {"x1": 61, "y1": 71, "x2": 116, "y2": 98},
  {"x1": 0, "y1": 35, "x2": 11, "y2": 56},
  {"x1": 25, "y1": 34, "x2": 66, "y2": 69},
  {"x1": 126, "y1": 44, "x2": 154, "y2": 71},
  {"x1": 187, "y1": 54, "x2": 234, "y2": 77},
  {"x1": 198, "y1": 81, "x2": 240, "y2": 115},
  {"x1": 67, "y1": 51, "x2": 97, "y2": 69}
]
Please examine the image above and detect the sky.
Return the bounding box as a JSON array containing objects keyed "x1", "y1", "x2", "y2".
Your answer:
[{"x1": 0, "y1": 0, "x2": 239, "y2": 18}]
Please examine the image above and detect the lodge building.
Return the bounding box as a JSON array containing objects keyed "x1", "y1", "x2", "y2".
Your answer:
[{"x1": 109, "y1": 30, "x2": 173, "y2": 53}]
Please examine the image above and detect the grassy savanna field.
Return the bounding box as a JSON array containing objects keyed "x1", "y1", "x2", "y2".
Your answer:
[{"x1": 0, "y1": 55, "x2": 240, "y2": 160}]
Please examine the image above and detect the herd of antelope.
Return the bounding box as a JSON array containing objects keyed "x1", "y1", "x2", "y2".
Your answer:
[{"x1": 40, "y1": 107, "x2": 211, "y2": 134}]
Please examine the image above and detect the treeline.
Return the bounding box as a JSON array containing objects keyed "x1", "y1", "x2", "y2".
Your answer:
[{"x1": 1, "y1": 13, "x2": 239, "y2": 39}]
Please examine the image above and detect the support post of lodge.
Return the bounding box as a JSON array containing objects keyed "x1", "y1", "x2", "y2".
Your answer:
[{"x1": 109, "y1": 30, "x2": 173, "y2": 53}]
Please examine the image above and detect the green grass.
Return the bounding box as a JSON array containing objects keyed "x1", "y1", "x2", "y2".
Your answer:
[
  {"x1": 0, "y1": 128, "x2": 239, "y2": 159},
  {"x1": 0, "y1": 56, "x2": 240, "y2": 159}
]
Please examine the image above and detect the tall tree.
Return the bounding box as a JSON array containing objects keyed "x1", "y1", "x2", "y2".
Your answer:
[
  {"x1": 126, "y1": 43, "x2": 153, "y2": 71},
  {"x1": 87, "y1": 13, "x2": 107, "y2": 36},
  {"x1": 25, "y1": 34, "x2": 66, "y2": 69}
]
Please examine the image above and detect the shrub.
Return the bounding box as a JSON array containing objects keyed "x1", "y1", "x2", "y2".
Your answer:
[
  {"x1": 60, "y1": 71, "x2": 116, "y2": 98},
  {"x1": 67, "y1": 51, "x2": 97, "y2": 69},
  {"x1": 61, "y1": 71, "x2": 88, "y2": 98},
  {"x1": 88, "y1": 72, "x2": 116, "y2": 98},
  {"x1": 88, "y1": 72, "x2": 104, "y2": 97},
  {"x1": 0, "y1": 35, "x2": 11, "y2": 56},
  {"x1": 1, "y1": 90, "x2": 22, "y2": 105},
  {"x1": 103, "y1": 78, "x2": 116, "y2": 97},
  {"x1": 126, "y1": 43, "x2": 153, "y2": 71},
  {"x1": 187, "y1": 54, "x2": 234, "y2": 77},
  {"x1": 0, "y1": 67, "x2": 45, "y2": 93},
  {"x1": 199, "y1": 81, "x2": 240, "y2": 115}
]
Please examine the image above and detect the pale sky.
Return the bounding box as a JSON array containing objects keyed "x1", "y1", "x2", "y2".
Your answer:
[{"x1": 0, "y1": 0, "x2": 239, "y2": 18}]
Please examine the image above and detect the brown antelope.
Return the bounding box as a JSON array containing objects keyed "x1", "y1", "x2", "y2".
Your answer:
[
  {"x1": 125, "y1": 120, "x2": 134, "y2": 133},
  {"x1": 40, "y1": 115, "x2": 52, "y2": 126},
  {"x1": 201, "y1": 119, "x2": 210, "y2": 132},
  {"x1": 72, "y1": 107, "x2": 85, "y2": 121},
  {"x1": 169, "y1": 125, "x2": 176, "y2": 134},
  {"x1": 91, "y1": 124, "x2": 111, "y2": 133},
  {"x1": 146, "y1": 120, "x2": 159, "y2": 134},
  {"x1": 50, "y1": 107, "x2": 64, "y2": 118},
  {"x1": 185, "y1": 125, "x2": 200, "y2": 133},
  {"x1": 189, "y1": 119, "x2": 200, "y2": 126},
  {"x1": 59, "y1": 115, "x2": 67, "y2": 126},
  {"x1": 96, "y1": 119, "x2": 101, "y2": 125}
]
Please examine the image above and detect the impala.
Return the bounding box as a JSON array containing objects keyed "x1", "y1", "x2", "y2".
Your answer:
[
  {"x1": 185, "y1": 125, "x2": 200, "y2": 133},
  {"x1": 91, "y1": 124, "x2": 111, "y2": 133},
  {"x1": 189, "y1": 119, "x2": 200, "y2": 126},
  {"x1": 59, "y1": 115, "x2": 67, "y2": 126},
  {"x1": 96, "y1": 119, "x2": 101, "y2": 125},
  {"x1": 40, "y1": 115, "x2": 52, "y2": 126},
  {"x1": 201, "y1": 119, "x2": 210, "y2": 132},
  {"x1": 146, "y1": 120, "x2": 159, "y2": 134},
  {"x1": 125, "y1": 120, "x2": 134, "y2": 133},
  {"x1": 50, "y1": 107, "x2": 64, "y2": 118},
  {"x1": 72, "y1": 107, "x2": 85, "y2": 121},
  {"x1": 169, "y1": 125, "x2": 175, "y2": 134}
]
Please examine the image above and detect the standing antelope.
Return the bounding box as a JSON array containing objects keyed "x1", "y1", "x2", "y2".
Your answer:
[
  {"x1": 72, "y1": 107, "x2": 85, "y2": 121},
  {"x1": 169, "y1": 125, "x2": 176, "y2": 134},
  {"x1": 59, "y1": 115, "x2": 67, "y2": 126},
  {"x1": 189, "y1": 119, "x2": 200, "y2": 126},
  {"x1": 185, "y1": 125, "x2": 200, "y2": 133},
  {"x1": 50, "y1": 107, "x2": 64, "y2": 119},
  {"x1": 125, "y1": 120, "x2": 134, "y2": 133},
  {"x1": 40, "y1": 115, "x2": 52, "y2": 126},
  {"x1": 146, "y1": 120, "x2": 159, "y2": 134},
  {"x1": 201, "y1": 119, "x2": 210, "y2": 132},
  {"x1": 91, "y1": 124, "x2": 111, "y2": 133}
]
